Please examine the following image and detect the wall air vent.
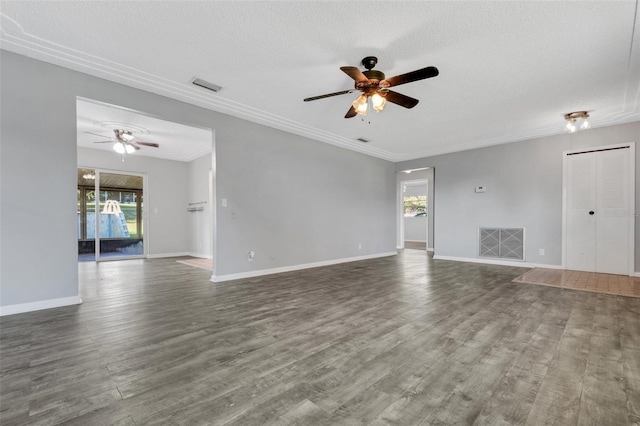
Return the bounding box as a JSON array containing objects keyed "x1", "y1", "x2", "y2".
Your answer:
[
  {"x1": 356, "y1": 137, "x2": 370, "y2": 143},
  {"x1": 191, "y1": 77, "x2": 222, "y2": 93},
  {"x1": 478, "y1": 227, "x2": 525, "y2": 261}
]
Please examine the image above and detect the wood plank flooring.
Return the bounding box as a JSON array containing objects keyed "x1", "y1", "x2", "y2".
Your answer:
[
  {"x1": 1, "y1": 251, "x2": 639, "y2": 425},
  {"x1": 404, "y1": 241, "x2": 427, "y2": 250}
]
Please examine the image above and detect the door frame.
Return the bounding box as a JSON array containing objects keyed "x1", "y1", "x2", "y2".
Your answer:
[
  {"x1": 85, "y1": 167, "x2": 148, "y2": 262},
  {"x1": 561, "y1": 142, "x2": 636, "y2": 275},
  {"x1": 399, "y1": 178, "x2": 429, "y2": 250}
]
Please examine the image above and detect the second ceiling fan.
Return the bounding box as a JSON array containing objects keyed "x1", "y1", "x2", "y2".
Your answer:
[{"x1": 304, "y1": 56, "x2": 439, "y2": 118}]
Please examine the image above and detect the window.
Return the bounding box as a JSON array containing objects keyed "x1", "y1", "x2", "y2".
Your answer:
[{"x1": 404, "y1": 195, "x2": 427, "y2": 217}]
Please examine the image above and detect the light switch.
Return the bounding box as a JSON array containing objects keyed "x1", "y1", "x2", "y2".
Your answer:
[
  {"x1": 222, "y1": 198, "x2": 227, "y2": 207},
  {"x1": 475, "y1": 186, "x2": 487, "y2": 193}
]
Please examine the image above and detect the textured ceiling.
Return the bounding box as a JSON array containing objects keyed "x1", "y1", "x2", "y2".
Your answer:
[
  {"x1": 77, "y1": 98, "x2": 212, "y2": 162},
  {"x1": 2, "y1": 1, "x2": 639, "y2": 162}
]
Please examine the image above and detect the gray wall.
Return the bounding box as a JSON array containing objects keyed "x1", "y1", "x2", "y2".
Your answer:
[
  {"x1": 215, "y1": 122, "x2": 396, "y2": 275},
  {"x1": 0, "y1": 51, "x2": 397, "y2": 309},
  {"x1": 397, "y1": 121, "x2": 640, "y2": 271},
  {"x1": 78, "y1": 147, "x2": 190, "y2": 256},
  {"x1": 187, "y1": 154, "x2": 213, "y2": 258}
]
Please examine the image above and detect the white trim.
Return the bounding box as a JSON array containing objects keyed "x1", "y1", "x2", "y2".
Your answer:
[
  {"x1": 147, "y1": 252, "x2": 190, "y2": 259},
  {"x1": 427, "y1": 248, "x2": 435, "y2": 252},
  {"x1": 633, "y1": 272, "x2": 640, "y2": 277},
  {"x1": 405, "y1": 239, "x2": 427, "y2": 243},
  {"x1": 3, "y1": 20, "x2": 639, "y2": 162},
  {"x1": 398, "y1": 176, "x2": 429, "y2": 253},
  {"x1": 561, "y1": 142, "x2": 635, "y2": 275},
  {"x1": 211, "y1": 251, "x2": 398, "y2": 283},
  {"x1": 0, "y1": 296, "x2": 82, "y2": 317},
  {"x1": 433, "y1": 255, "x2": 563, "y2": 270}
]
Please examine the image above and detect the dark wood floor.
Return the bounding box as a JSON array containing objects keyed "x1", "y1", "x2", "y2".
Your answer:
[
  {"x1": 404, "y1": 241, "x2": 427, "y2": 250},
  {"x1": 1, "y1": 250, "x2": 639, "y2": 425}
]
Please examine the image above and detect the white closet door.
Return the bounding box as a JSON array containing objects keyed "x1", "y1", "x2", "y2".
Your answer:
[
  {"x1": 566, "y1": 153, "x2": 597, "y2": 272},
  {"x1": 596, "y1": 148, "x2": 630, "y2": 274}
]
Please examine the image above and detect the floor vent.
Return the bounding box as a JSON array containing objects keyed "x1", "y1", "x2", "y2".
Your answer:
[
  {"x1": 478, "y1": 227, "x2": 525, "y2": 261},
  {"x1": 191, "y1": 77, "x2": 222, "y2": 93}
]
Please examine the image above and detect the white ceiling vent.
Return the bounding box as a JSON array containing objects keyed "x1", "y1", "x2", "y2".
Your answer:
[
  {"x1": 356, "y1": 137, "x2": 370, "y2": 143},
  {"x1": 191, "y1": 77, "x2": 222, "y2": 93}
]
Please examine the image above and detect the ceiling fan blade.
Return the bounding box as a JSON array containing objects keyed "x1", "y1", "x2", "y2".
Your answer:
[
  {"x1": 384, "y1": 90, "x2": 419, "y2": 109},
  {"x1": 85, "y1": 131, "x2": 111, "y2": 139},
  {"x1": 304, "y1": 90, "x2": 354, "y2": 102},
  {"x1": 92, "y1": 140, "x2": 113, "y2": 144},
  {"x1": 128, "y1": 143, "x2": 141, "y2": 150},
  {"x1": 345, "y1": 105, "x2": 357, "y2": 118},
  {"x1": 340, "y1": 66, "x2": 369, "y2": 83},
  {"x1": 135, "y1": 141, "x2": 160, "y2": 148},
  {"x1": 384, "y1": 66, "x2": 439, "y2": 87}
]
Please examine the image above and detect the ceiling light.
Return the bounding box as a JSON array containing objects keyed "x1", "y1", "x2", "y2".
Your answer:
[
  {"x1": 113, "y1": 142, "x2": 134, "y2": 154},
  {"x1": 564, "y1": 111, "x2": 590, "y2": 133},
  {"x1": 353, "y1": 95, "x2": 368, "y2": 115},
  {"x1": 82, "y1": 173, "x2": 95, "y2": 180},
  {"x1": 120, "y1": 132, "x2": 134, "y2": 141},
  {"x1": 113, "y1": 142, "x2": 125, "y2": 154},
  {"x1": 371, "y1": 93, "x2": 386, "y2": 112}
]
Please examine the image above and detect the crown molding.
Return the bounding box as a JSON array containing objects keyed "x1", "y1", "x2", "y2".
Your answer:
[
  {"x1": 2, "y1": 12, "x2": 639, "y2": 163},
  {"x1": 0, "y1": 14, "x2": 404, "y2": 162}
]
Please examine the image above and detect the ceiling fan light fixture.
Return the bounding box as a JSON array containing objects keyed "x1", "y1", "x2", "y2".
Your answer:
[
  {"x1": 121, "y1": 132, "x2": 134, "y2": 141},
  {"x1": 113, "y1": 142, "x2": 134, "y2": 154},
  {"x1": 371, "y1": 93, "x2": 386, "y2": 112},
  {"x1": 564, "y1": 111, "x2": 590, "y2": 133},
  {"x1": 113, "y1": 142, "x2": 125, "y2": 154},
  {"x1": 353, "y1": 94, "x2": 368, "y2": 115}
]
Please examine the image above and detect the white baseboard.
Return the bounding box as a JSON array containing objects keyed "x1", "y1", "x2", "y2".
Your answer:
[
  {"x1": 211, "y1": 251, "x2": 398, "y2": 283},
  {"x1": 405, "y1": 239, "x2": 427, "y2": 243},
  {"x1": 397, "y1": 246, "x2": 404, "y2": 250},
  {"x1": 0, "y1": 296, "x2": 82, "y2": 317},
  {"x1": 432, "y1": 255, "x2": 563, "y2": 270},
  {"x1": 147, "y1": 252, "x2": 190, "y2": 259},
  {"x1": 633, "y1": 272, "x2": 640, "y2": 277},
  {"x1": 188, "y1": 252, "x2": 213, "y2": 259}
]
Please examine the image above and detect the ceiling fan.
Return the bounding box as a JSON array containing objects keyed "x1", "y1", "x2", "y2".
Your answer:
[
  {"x1": 86, "y1": 129, "x2": 160, "y2": 157},
  {"x1": 304, "y1": 56, "x2": 439, "y2": 118}
]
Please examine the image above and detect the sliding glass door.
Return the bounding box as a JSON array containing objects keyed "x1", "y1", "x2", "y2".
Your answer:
[{"x1": 78, "y1": 169, "x2": 145, "y2": 261}]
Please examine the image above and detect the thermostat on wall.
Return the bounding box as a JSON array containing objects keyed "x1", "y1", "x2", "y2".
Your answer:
[{"x1": 475, "y1": 186, "x2": 487, "y2": 193}]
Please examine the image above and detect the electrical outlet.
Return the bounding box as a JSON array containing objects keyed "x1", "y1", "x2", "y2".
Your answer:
[
  {"x1": 248, "y1": 250, "x2": 255, "y2": 261},
  {"x1": 539, "y1": 249, "x2": 545, "y2": 256}
]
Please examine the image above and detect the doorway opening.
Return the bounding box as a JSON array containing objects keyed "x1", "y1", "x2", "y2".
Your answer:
[
  {"x1": 401, "y1": 179, "x2": 428, "y2": 250},
  {"x1": 397, "y1": 167, "x2": 434, "y2": 252},
  {"x1": 76, "y1": 97, "x2": 215, "y2": 269}
]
